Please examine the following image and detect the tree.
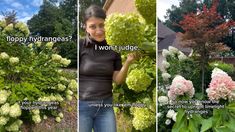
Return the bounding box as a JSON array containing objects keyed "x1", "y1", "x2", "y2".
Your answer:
[
  {"x1": 27, "y1": 0, "x2": 77, "y2": 68},
  {"x1": 179, "y1": 0, "x2": 235, "y2": 94},
  {"x1": 164, "y1": 0, "x2": 235, "y2": 31},
  {"x1": 164, "y1": 0, "x2": 198, "y2": 32},
  {"x1": 28, "y1": 0, "x2": 73, "y2": 36},
  {"x1": 1, "y1": 10, "x2": 17, "y2": 25},
  {"x1": 59, "y1": 0, "x2": 77, "y2": 40}
]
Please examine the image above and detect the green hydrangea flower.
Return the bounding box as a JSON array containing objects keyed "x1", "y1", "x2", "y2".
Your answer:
[{"x1": 126, "y1": 69, "x2": 152, "y2": 92}]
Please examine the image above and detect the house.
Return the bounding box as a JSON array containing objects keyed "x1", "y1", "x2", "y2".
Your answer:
[{"x1": 158, "y1": 20, "x2": 191, "y2": 68}]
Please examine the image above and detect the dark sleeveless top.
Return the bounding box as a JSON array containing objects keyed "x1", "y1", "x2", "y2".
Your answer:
[{"x1": 79, "y1": 36, "x2": 122, "y2": 100}]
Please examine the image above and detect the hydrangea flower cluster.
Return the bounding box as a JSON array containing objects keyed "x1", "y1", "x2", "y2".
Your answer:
[
  {"x1": 0, "y1": 52, "x2": 20, "y2": 65},
  {"x1": 166, "y1": 109, "x2": 177, "y2": 122},
  {"x1": 32, "y1": 109, "x2": 41, "y2": 123},
  {"x1": 168, "y1": 75, "x2": 195, "y2": 100},
  {"x1": 51, "y1": 53, "x2": 71, "y2": 66},
  {"x1": 130, "y1": 108, "x2": 155, "y2": 131},
  {"x1": 158, "y1": 96, "x2": 169, "y2": 105},
  {"x1": 0, "y1": 102, "x2": 22, "y2": 128},
  {"x1": 0, "y1": 20, "x2": 30, "y2": 36},
  {"x1": 104, "y1": 13, "x2": 144, "y2": 47},
  {"x1": 126, "y1": 69, "x2": 152, "y2": 92},
  {"x1": 0, "y1": 90, "x2": 11, "y2": 104},
  {"x1": 162, "y1": 46, "x2": 187, "y2": 61},
  {"x1": 206, "y1": 68, "x2": 235, "y2": 101}
]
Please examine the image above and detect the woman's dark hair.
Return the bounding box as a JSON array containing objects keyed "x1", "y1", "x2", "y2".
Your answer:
[{"x1": 84, "y1": 5, "x2": 106, "y2": 24}]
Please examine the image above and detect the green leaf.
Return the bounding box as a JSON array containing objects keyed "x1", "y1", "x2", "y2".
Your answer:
[
  {"x1": 172, "y1": 109, "x2": 186, "y2": 132},
  {"x1": 189, "y1": 119, "x2": 198, "y2": 132},
  {"x1": 213, "y1": 109, "x2": 223, "y2": 127},
  {"x1": 226, "y1": 102, "x2": 235, "y2": 111},
  {"x1": 201, "y1": 117, "x2": 212, "y2": 132},
  {"x1": 224, "y1": 117, "x2": 235, "y2": 130},
  {"x1": 214, "y1": 126, "x2": 233, "y2": 132}
]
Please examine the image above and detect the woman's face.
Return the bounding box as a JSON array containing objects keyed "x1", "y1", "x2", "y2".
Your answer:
[{"x1": 86, "y1": 17, "x2": 105, "y2": 42}]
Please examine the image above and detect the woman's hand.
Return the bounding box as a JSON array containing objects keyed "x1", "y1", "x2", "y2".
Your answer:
[
  {"x1": 126, "y1": 52, "x2": 141, "y2": 64},
  {"x1": 113, "y1": 52, "x2": 141, "y2": 85}
]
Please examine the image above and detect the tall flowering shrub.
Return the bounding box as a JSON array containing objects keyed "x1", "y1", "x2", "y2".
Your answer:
[{"x1": 0, "y1": 19, "x2": 77, "y2": 131}]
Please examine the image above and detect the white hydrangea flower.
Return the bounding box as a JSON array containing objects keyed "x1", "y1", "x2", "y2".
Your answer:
[
  {"x1": 60, "y1": 58, "x2": 71, "y2": 66},
  {"x1": 58, "y1": 84, "x2": 66, "y2": 91},
  {"x1": 57, "y1": 69, "x2": 63, "y2": 73},
  {"x1": 32, "y1": 109, "x2": 40, "y2": 115},
  {"x1": 0, "y1": 70, "x2": 6, "y2": 75},
  {"x1": 55, "y1": 117, "x2": 61, "y2": 122},
  {"x1": 168, "y1": 46, "x2": 179, "y2": 54},
  {"x1": 211, "y1": 67, "x2": 228, "y2": 78},
  {"x1": 0, "y1": 20, "x2": 6, "y2": 27},
  {"x1": 3, "y1": 23, "x2": 13, "y2": 32},
  {"x1": 158, "y1": 96, "x2": 169, "y2": 105},
  {"x1": 68, "y1": 79, "x2": 77, "y2": 91},
  {"x1": 43, "y1": 115, "x2": 48, "y2": 120},
  {"x1": 5, "y1": 119, "x2": 22, "y2": 132},
  {"x1": 46, "y1": 42, "x2": 54, "y2": 49},
  {"x1": 172, "y1": 112, "x2": 177, "y2": 122},
  {"x1": 60, "y1": 76, "x2": 68, "y2": 82},
  {"x1": 0, "y1": 116, "x2": 9, "y2": 125},
  {"x1": 162, "y1": 73, "x2": 171, "y2": 81},
  {"x1": 38, "y1": 96, "x2": 51, "y2": 102},
  {"x1": 66, "y1": 95, "x2": 72, "y2": 101},
  {"x1": 9, "y1": 103, "x2": 22, "y2": 118},
  {"x1": 28, "y1": 43, "x2": 33, "y2": 48},
  {"x1": 162, "y1": 60, "x2": 170, "y2": 69},
  {"x1": 58, "y1": 112, "x2": 64, "y2": 118},
  {"x1": 0, "y1": 103, "x2": 10, "y2": 115},
  {"x1": 178, "y1": 51, "x2": 187, "y2": 61},
  {"x1": 157, "y1": 112, "x2": 162, "y2": 118},
  {"x1": 32, "y1": 114, "x2": 41, "y2": 123},
  {"x1": 51, "y1": 54, "x2": 62, "y2": 61},
  {"x1": 15, "y1": 22, "x2": 29, "y2": 35},
  {"x1": 165, "y1": 119, "x2": 171, "y2": 125},
  {"x1": 55, "y1": 94, "x2": 64, "y2": 102},
  {"x1": 162, "y1": 49, "x2": 170, "y2": 58},
  {"x1": 166, "y1": 109, "x2": 175, "y2": 118},
  {"x1": 0, "y1": 52, "x2": 9, "y2": 59},
  {"x1": 9, "y1": 57, "x2": 19, "y2": 64},
  {"x1": 49, "y1": 95, "x2": 57, "y2": 101},
  {"x1": 34, "y1": 42, "x2": 41, "y2": 47},
  {"x1": 0, "y1": 90, "x2": 10, "y2": 104},
  {"x1": 66, "y1": 90, "x2": 73, "y2": 95}
]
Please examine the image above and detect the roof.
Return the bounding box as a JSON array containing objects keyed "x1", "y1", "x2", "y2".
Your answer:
[
  {"x1": 103, "y1": 0, "x2": 137, "y2": 15},
  {"x1": 158, "y1": 21, "x2": 191, "y2": 53},
  {"x1": 158, "y1": 20, "x2": 175, "y2": 39}
]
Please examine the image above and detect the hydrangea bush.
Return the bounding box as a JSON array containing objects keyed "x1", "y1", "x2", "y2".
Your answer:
[
  {"x1": 159, "y1": 46, "x2": 235, "y2": 131},
  {"x1": 0, "y1": 19, "x2": 77, "y2": 131},
  {"x1": 135, "y1": 0, "x2": 156, "y2": 24},
  {"x1": 104, "y1": 1, "x2": 156, "y2": 130}
]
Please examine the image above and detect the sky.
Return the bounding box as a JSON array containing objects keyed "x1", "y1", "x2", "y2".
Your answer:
[
  {"x1": 158, "y1": 0, "x2": 180, "y2": 22},
  {"x1": 0, "y1": 0, "x2": 43, "y2": 23}
]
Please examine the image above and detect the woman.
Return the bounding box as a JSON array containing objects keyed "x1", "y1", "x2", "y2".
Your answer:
[{"x1": 79, "y1": 5, "x2": 137, "y2": 132}]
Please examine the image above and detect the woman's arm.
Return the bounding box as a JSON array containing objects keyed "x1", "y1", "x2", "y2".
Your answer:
[{"x1": 113, "y1": 53, "x2": 138, "y2": 85}]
